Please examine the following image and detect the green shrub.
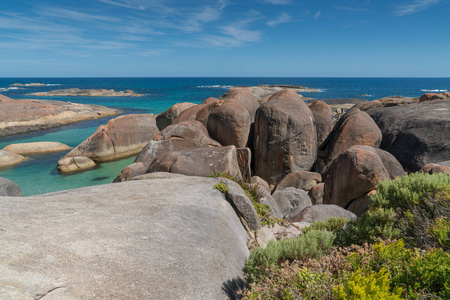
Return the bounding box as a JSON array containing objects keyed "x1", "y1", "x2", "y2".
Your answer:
[
  {"x1": 243, "y1": 230, "x2": 335, "y2": 283},
  {"x1": 334, "y1": 269, "x2": 403, "y2": 300},
  {"x1": 302, "y1": 217, "x2": 349, "y2": 235},
  {"x1": 338, "y1": 172, "x2": 450, "y2": 248},
  {"x1": 240, "y1": 240, "x2": 450, "y2": 299},
  {"x1": 213, "y1": 182, "x2": 228, "y2": 194}
]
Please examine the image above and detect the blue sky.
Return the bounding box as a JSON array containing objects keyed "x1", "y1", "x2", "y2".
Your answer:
[{"x1": 1, "y1": 0, "x2": 449, "y2": 77}]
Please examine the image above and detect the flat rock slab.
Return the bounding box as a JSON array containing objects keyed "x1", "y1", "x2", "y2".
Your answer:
[
  {"x1": 0, "y1": 176, "x2": 249, "y2": 299},
  {"x1": 3, "y1": 141, "x2": 72, "y2": 155},
  {"x1": 0, "y1": 94, "x2": 120, "y2": 138}
]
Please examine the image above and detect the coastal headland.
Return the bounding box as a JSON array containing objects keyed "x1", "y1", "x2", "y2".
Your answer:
[{"x1": 0, "y1": 94, "x2": 121, "y2": 138}]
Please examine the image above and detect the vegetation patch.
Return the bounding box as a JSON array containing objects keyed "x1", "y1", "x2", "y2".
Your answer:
[{"x1": 209, "y1": 172, "x2": 282, "y2": 226}]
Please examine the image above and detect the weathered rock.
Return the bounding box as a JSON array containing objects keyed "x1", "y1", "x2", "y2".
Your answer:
[
  {"x1": 160, "y1": 120, "x2": 220, "y2": 147},
  {"x1": 12, "y1": 83, "x2": 46, "y2": 87},
  {"x1": 195, "y1": 99, "x2": 222, "y2": 127},
  {"x1": 148, "y1": 145, "x2": 242, "y2": 178},
  {"x1": 272, "y1": 187, "x2": 312, "y2": 220},
  {"x1": 236, "y1": 148, "x2": 251, "y2": 181},
  {"x1": 290, "y1": 205, "x2": 357, "y2": 223},
  {"x1": 254, "y1": 227, "x2": 276, "y2": 249},
  {"x1": 218, "y1": 178, "x2": 261, "y2": 231},
  {"x1": 29, "y1": 88, "x2": 143, "y2": 97},
  {"x1": 308, "y1": 100, "x2": 333, "y2": 146},
  {"x1": 113, "y1": 162, "x2": 146, "y2": 182},
  {"x1": 0, "y1": 150, "x2": 26, "y2": 169},
  {"x1": 347, "y1": 190, "x2": 376, "y2": 216},
  {"x1": 0, "y1": 176, "x2": 249, "y2": 299},
  {"x1": 438, "y1": 160, "x2": 450, "y2": 168},
  {"x1": 0, "y1": 95, "x2": 120, "y2": 138},
  {"x1": 220, "y1": 88, "x2": 259, "y2": 121},
  {"x1": 274, "y1": 170, "x2": 322, "y2": 192},
  {"x1": 309, "y1": 183, "x2": 324, "y2": 205},
  {"x1": 3, "y1": 142, "x2": 72, "y2": 155},
  {"x1": 244, "y1": 84, "x2": 319, "y2": 99},
  {"x1": 57, "y1": 156, "x2": 97, "y2": 173},
  {"x1": 253, "y1": 89, "x2": 317, "y2": 185},
  {"x1": 250, "y1": 176, "x2": 271, "y2": 194},
  {"x1": 366, "y1": 100, "x2": 450, "y2": 172},
  {"x1": 323, "y1": 145, "x2": 390, "y2": 210},
  {"x1": 258, "y1": 188, "x2": 283, "y2": 219},
  {"x1": 0, "y1": 177, "x2": 22, "y2": 197},
  {"x1": 269, "y1": 222, "x2": 311, "y2": 240},
  {"x1": 419, "y1": 93, "x2": 449, "y2": 102},
  {"x1": 65, "y1": 114, "x2": 159, "y2": 162},
  {"x1": 156, "y1": 102, "x2": 197, "y2": 130},
  {"x1": 207, "y1": 99, "x2": 251, "y2": 148},
  {"x1": 316, "y1": 108, "x2": 382, "y2": 173},
  {"x1": 373, "y1": 148, "x2": 405, "y2": 179},
  {"x1": 419, "y1": 163, "x2": 450, "y2": 175}
]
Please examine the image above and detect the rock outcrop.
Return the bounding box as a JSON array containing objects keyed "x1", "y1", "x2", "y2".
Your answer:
[
  {"x1": 274, "y1": 170, "x2": 322, "y2": 193},
  {"x1": 0, "y1": 177, "x2": 22, "y2": 196},
  {"x1": 322, "y1": 145, "x2": 394, "y2": 215},
  {"x1": 0, "y1": 150, "x2": 26, "y2": 169},
  {"x1": 272, "y1": 187, "x2": 312, "y2": 220},
  {"x1": 3, "y1": 142, "x2": 71, "y2": 155},
  {"x1": 0, "y1": 94, "x2": 120, "y2": 138},
  {"x1": 291, "y1": 205, "x2": 356, "y2": 223},
  {"x1": 148, "y1": 145, "x2": 242, "y2": 178},
  {"x1": 156, "y1": 102, "x2": 197, "y2": 130},
  {"x1": 0, "y1": 175, "x2": 250, "y2": 299},
  {"x1": 253, "y1": 89, "x2": 317, "y2": 185},
  {"x1": 364, "y1": 100, "x2": 450, "y2": 172},
  {"x1": 316, "y1": 108, "x2": 382, "y2": 173},
  {"x1": 243, "y1": 84, "x2": 320, "y2": 98},
  {"x1": 64, "y1": 114, "x2": 159, "y2": 162},
  {"x1": 29, "y1": 88, "x2": 143, "y2": 97},
  {"x1": 308, "y1": 100, "x2": 333, "y2": 146},
  {"x1": 57, "y1": 156, "x2": 97, "y2": 173}
]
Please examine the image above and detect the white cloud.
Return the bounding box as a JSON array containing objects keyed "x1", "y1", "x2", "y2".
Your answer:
[
  {"x1": 266, "y1": 13, "x2": 292, "y2": 27},
  {"x1": 394, "y1": 0, "x2": 442, "y2": 16},
  {"x1": 313, "y1": 11, "x2": 321, "y2": 20},
  {"x1": 37, "y1": 7, "x2": 119, "y2": 22},
  {"x1": 334, "y1": 6, "x2": 369, "y2": 12}
]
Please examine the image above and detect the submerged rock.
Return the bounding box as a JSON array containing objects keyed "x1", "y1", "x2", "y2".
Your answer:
[
  {"x1": 3, "y1": 142, "x2": 71, "y2": 155},
  {"x1": 29, "y1": 88, "x2": 143, "y2": 97},
  {"x1": 0, "y1": 150, "x2": 26, "y2": 169}
]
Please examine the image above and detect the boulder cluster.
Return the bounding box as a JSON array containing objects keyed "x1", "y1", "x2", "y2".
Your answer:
[{"x1": 51, "y1": 88, "x2": 450, "y2": 217}]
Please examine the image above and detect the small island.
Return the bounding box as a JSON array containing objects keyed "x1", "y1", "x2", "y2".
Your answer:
[{"x1": 28, "y1": 88, "x2": 143, "y2": 97}]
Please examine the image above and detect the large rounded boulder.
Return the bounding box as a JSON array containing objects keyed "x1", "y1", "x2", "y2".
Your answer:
[
  {"x1": 308, "y1": 100, "x2": 333, "y2": 146},
  {"x1": 0, "y1": 150, "x2": 26, "y2": 169},
  {"x1": 316, "y1": 108, "x2": 382, "y2": 174},
  {"x1": 156, "y1": 102, "x2": 196, "y2": 130},
  {"x1": 364, "y1": 100, "x2": 450, "y2": 172},
  {"x1": 206, "y1": 99, "x2": 251, "y2": 148},
  {"x1": 220, "y1": 88, "x2": 259, "y2": 121},
  {"x1": 253, "y1": 89, "x2": 317, "y2": 185},
  {"x1": 322, "y1": 145, "x2": 397, "y2": 215},
  {"x1": 64, "y1": 114, "x2": 160, "y2": 162}
]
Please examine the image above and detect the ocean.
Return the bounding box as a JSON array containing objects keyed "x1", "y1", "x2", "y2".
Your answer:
[{"x1": 1, "y1": 77, "x2": 449, "y2": 196}]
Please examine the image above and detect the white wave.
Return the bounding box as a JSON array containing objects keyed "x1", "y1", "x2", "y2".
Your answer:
[
  {"x1": 317, "y1": 89, "x2": 326, "y2": 92},
  {"x1": 421, "y1": 89, "x2": 448, "y2": 92},
  {"x1": 46, "y1": 84, "x2": 61, "y2": 86},
  {"x1": 8, "y1": 87, "x2": 20, "y2": 90},
  {"x1": 197, "y1": 85, "x2": 231, "y2": 89}
]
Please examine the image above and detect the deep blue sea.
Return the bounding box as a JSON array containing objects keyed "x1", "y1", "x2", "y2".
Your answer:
[{"x1": 1, "y1": 77, "x2": 449, "y2": 196}]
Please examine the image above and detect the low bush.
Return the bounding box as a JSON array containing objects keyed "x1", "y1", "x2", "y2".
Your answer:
[
  {"x1": 243, "y1": 229, "x2": 335, "y2": 283},
  {"x1": 240, "y1": 240, "x2": 450, "y2": 299},
  {"x1": 338, "y1": 172, "x2": 450, "y2": 249},
  {"x1": 302, "y1": 217, "x2": 348, "y2": 235}
]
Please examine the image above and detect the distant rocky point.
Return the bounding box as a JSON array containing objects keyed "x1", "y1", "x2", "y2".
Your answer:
[
  {"x1": 231, "y1": 84, "x2": 320, "y2": 98},
  {"x1": 29, "y1": 88, "x2": 143, "y2": 97},
  {"x1": 0, "y1": 94, "x2": 121, "y2": 138},
  {"x1": 11, "y1": 83, "x2": 46, "y2": 87}
]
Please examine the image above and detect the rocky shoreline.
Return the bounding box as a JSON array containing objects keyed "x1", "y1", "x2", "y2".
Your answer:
[
  {"x1": 0, "y1": 94, "x2": 121, "y2": 138},
  {"x1": 0, "y1": 87, "x2": 449, "y2": 299},
  {"x1": 28, "y1": 88, "x2": 143, "y2": 97}
]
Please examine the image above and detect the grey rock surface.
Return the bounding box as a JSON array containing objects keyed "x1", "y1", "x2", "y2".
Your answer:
[
  {"x1": 0, "y1": 177, "x2": 22, "y2": 196},
  {"x1": 272, "y1": 187, "x2": 312, "y2": 220},
  {"x1": 291, "y1": 205, "x2": 357, "y2": 223},
  {"x1": 219, "y1": 178, "x2": 262, "y2": 231},
  {"x1": 0, "y1": 176, "x2": 249, "y2": 299}
]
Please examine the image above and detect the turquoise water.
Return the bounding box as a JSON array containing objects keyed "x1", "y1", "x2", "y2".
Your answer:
[{"x1": 1, "y1": 77, "x2": 449, "y2": 196}]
